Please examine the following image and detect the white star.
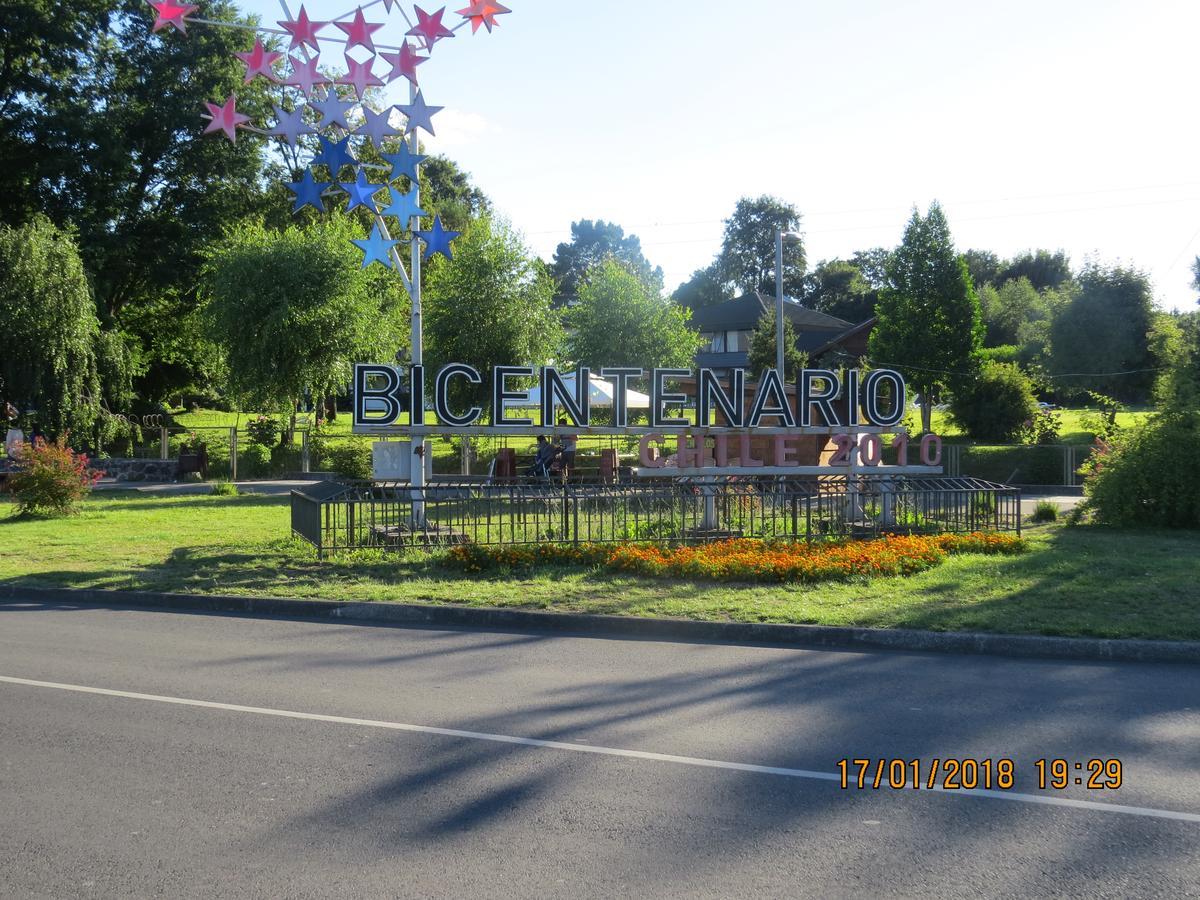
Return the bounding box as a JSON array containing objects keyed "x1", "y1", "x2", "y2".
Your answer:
[
  {"x1": 270, "y1": 105, "x2": 315, "y2": 148},
  {"x1": 311, "y1": 91, "x2": 358, "y2": 131},
  {"x1": 356, "y1": 106, "x2": 399, "y2": 149}
]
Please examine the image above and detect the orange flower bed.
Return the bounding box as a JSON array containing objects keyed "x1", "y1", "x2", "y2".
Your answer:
[{"x1": 446, "y1": 533, "x2": 1025, "y2": 584}]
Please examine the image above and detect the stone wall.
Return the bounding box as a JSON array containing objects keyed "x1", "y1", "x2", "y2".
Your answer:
[{"x1": 94, "y1": 457, "x2": 180, "y2": 482}]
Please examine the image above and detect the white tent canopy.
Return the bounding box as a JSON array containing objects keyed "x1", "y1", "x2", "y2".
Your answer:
[{"x1": 514, "y1": 373, "x2": 650, "y2": 411}]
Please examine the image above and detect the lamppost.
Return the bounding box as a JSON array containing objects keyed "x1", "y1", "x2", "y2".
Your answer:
[{"x1": 775, "y1": 230, "x2": 803, "y2": 377}]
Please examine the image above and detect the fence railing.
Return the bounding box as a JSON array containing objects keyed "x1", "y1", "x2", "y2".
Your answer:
[
  {"x1": 291, "y1": 475, "x2": 1021, "y2": 554},
  {"x1": 943, "y1": 443, "x2": 1092, "y2": 486}
]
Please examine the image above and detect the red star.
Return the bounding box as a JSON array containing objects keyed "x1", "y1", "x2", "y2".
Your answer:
[
  {"x1": 149, "y1": 0, "x2": 198, "y2": 34},
  {"x1": 407, "y1": 6, "x2": 455, "y2": 50},
  {"x1": 235, "y1": 38, "x2": 282, "y2": 83},
  {"x1": 202, "y1": 95, "x2": 250, "y2": 143},
  {"x1": 336, "y1": 8, "x2": 384, "y2": 54},
  {"x1": 286, "y1": 55, "x2": 326, "y2": 96},
  {"x1": 456, "y1": 1, "x2": 510, "y2": 34},
  {"x1": 379, "y1": 42, "x2": 428, "y2": 87},
  {"x1": 278, "y1": 5, "x2": 328, "y2": 53},
  {"x1": 337, "y1": 56, "x2": 384, "y2": 100}
]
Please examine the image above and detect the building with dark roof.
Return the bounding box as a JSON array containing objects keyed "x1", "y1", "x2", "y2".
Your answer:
[{"x1": 690, "y1": 292, "x2": 873, "y2": 372}]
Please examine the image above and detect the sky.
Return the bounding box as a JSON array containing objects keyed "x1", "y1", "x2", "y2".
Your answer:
[{"x1": 237, "y1": 0, "x2": 1200, "y2": 310}]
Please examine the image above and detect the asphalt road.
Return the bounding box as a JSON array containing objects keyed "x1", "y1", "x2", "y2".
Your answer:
[{"x1": 1, "y1": 601, "x2": 1197, "y2": 899}]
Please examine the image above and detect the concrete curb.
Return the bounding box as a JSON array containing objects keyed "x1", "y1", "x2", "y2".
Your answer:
[{"x1": 2, "y1": 584, "x2": 1198, "y2": 665}]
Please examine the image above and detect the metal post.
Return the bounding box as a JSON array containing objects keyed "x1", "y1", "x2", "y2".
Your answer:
[
  {"x1": 229, "y1": 426, "x2": 237, "y2": 482},
  {"x1": 159, "y1": 427, "x2": 168, "y2": 460},
  {"x1": 408, "y1": 81, "x2": 426, "y2": 528},
  {"x1": 301, "y1": 430, "x2": 310, "y2": 474},
  {"x1": 775, "y1": 231, "x2": 785, "y2": 378}
]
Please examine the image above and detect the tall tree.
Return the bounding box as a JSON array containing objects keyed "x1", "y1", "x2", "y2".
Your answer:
[
  {"x1": 963, "y1": 249, "x2": 1003, "y2": 290},
  {"x1": 869, "y1": 202, "x2": 983, "y2": 433},
  {"x1": 997, "y1": 250, "x2": 1073, "y2": 292},
  {"x1": 565, "y1": 259, "x2": 700, "y2": 371},
  {"x1": 201, "y1": 216, "x2": 406, "y2": 413},
  {"x1": 716, "y1": 195, "x2": 805, "y2": 297},
  {"x1": 551, "y1": 219, "x2": 662, "y2": 306},
  {"x1": 671, "y1": 264, "x2": 727, "y2": 310},
  {"x1": 425, "y1": 217, "x2": 560, "y2": 416},
  {"x1": 747, "y1": 312, "x2": 806, "y2": 383},
  {"x1": 0, "y1": 217, "x2": 101, "y2": 439},
  {"x1": 804, "y1": 259, "x2": 877, "y2": 323},
  {"x1": 850, "y1": 248, "x2": 892, "y2": 290},
  {"x1": 1049, "y1": 263, "x2": 1157, "y2": 402}
]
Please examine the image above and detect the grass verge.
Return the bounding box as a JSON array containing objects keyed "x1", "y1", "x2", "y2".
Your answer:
[{"x1": 2, "y1": 493, "x2": 1197, "y2": 642}]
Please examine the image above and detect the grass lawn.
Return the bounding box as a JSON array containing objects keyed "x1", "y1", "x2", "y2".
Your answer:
[
  {"x1": 929, "y1": 407, "x2": 1153, "y2": 444},
  {"x1": 2, "y1": 492, "x2": 1198, "y2": 642}
]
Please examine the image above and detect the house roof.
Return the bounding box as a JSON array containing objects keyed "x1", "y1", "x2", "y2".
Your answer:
[{"x1": 689, "y1": 292, "x2": 852, "y2": 333}]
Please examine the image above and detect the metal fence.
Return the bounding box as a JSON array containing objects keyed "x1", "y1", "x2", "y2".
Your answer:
[{"x1": 291, "y1": 475, "x2": 1021, "y2": 554}]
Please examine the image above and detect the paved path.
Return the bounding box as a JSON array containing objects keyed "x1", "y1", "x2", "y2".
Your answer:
[
  {"x1": 93, "y1": 479, "x2": 312, "y2": 496},
  {"x1": 1, "y1": 601, "x2": 1196, "y2": 898}
]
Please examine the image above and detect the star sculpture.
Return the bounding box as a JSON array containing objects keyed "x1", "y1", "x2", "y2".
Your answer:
[
  {"x1": 235, "y1": 38, "x2": 282, "y2": 83},
  {"x1": 353, "y1": 223, "x2": 400, "y2": 269},
  {"x1": 313, "y1": 134, "x2": 357, "y2": 176},
  {"x1": 396, "y1": 91, "x2": 443, "y2": 136},
  {"x1": 415, "y1": 215, "x2": 460, "y2": 260},
  {"x1": 336, "y1": 8, "x2": 384, "y2": 54},
  {"x1": 337, "y1": 57, "x2": 384, "y2": 100},
  {"x1": 381, "y1": 184, "x2": 428, "y2": 225},
  {"x1": 311, "y1": 92, "x2": 358, "y2": 130},
  {"x1": 270, "y1": 105, "x2": 315, "y2": 148},
  {"x1": 456, "y1": 1, "x2": 511, "y2": 34},
  {"x1": 286, "y1": 55, "x2": 326, "y2": 96},
  {"x1": 407, "y1": 6, "x2": 456, "y2": 50},
  {"x1": 356, "y1": 106, "x2": 399, "y2": 148},
  {"x1": 278, "y1": 6, "x2": 327, "y2": 52},
  {"x1": 286, "y1": 168, "x2": 333, "y2": 212},
  {"x1": 202, "y1": 95, "x2": 250, "y2": 142},
  {"x1": 381, "y1": 144, "x2": 427, "y2": 182},
  {"x1": 149, "y1": 0, "x2": 198, "y2": 34},
  {"x1": 379, "y1": 42, "x2": 428, "y2": 87},
  {"x1": 340, "y1": 171, "x2": 386, "y2": 213}
]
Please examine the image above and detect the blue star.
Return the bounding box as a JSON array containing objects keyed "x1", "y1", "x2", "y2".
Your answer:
[
  {"x1": 340, "y1": 171, "x2": 386, "y2": 213},
  {"x1": 381, "y1": 143, "x2": 427, "y2": 182},
  {"x1": 285, "y1": 168, "x2": 333, "y2": 213},
  {"x1": 313, "y1": 135, "x2": 357, "y2": 177},
  {"x1": 356, "y1": 106, "x2": 399, "y2": 150},
  {"x1": 414, "y1": 214, "x2": 460, "y2": 261},
  {"x1": 381, "y1": 184, "x2": 427, "y2": 226},
  {"x1": 396, "y1": 91, "x2": 443, "y2": 137},
  {"x1": 311, "y1": 92, "x2": 357, "y2": 130},
  {"x1": 352, "y1": 223, "x2": 399, "y2": 270}
]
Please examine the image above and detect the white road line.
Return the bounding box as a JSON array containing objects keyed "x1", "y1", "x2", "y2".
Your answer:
[{"x1": 3, "y1": 674, "x2": 1199, "y2": 825}]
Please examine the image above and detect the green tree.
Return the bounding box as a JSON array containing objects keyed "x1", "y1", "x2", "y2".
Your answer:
[
  {"x1": 996, "y1": 250, "x2": 1073, "y2": 292},
  {"x1": 1048, "y1": 263, "x2": 1156, "y2": 402},
  {"x1": 978, "y1": 276, "x2": 1041, "y2": 347},
  {"x1": 425, "y1": 217, "x2": 560, "y2": 415},
  {"x1": 551, "y1": 219, "x2": 662, "y2": 306},
  {"x1": 672, "y1": 264, "x2": 727, "y2": 310},
  {"x1": 963, "y1": 249, "x2": 1003, "y2": 290},
  {"x1": 850, "y1": 248, "x2": 892, "y2": 290},
  {"x1": 565, "y1": 259, "x2": 701, "y2": 371},
  {"x1": 201, "y1": 217, "x2": 405, "y2": 413},
  {"x1": 804, "y1": 259, "x2": 877, "y2": 322},
  {"x1": 869, "y1": 202, "x2": 983, "y2": 433},
  {"x1": 0, "y1": 217, "x2": 101, "y2": 438},
  {"x1": 1, "y1": 1, "x2": 278, "y2": 400},
  {"x1": 716, "y1": 195, "x2": 805, "y2": 297},
  {"x1": 747, "y1": 312, "x2": 806, "y2": 382}
]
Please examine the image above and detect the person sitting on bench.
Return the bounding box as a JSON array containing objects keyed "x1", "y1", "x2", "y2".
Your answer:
[{"x1": 527, "y1": 435, "x2": 558, "y2": 478}]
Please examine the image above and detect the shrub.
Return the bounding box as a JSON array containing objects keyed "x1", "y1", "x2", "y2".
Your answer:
[
  {"x1": 1018, "y1": 408, "x2": 1061, "y2": 445},
  {"x1": 236, "y1": 442, "x2": 272, "y2": 479},
  {"x1": 949, "y1": 362, "x2": 1039, "y2": 443},
  {"x1": 1081, "y1": 412, "x2": 1200, "y2": 528},
  {"x1": 7, "y1": 438, "x2": 100, "y2": 516},
  {"x1": 320, "y1": 440, "x2": 374, "y2": 480},
  {"x1": 211, "y1": 480, "x2": 239, "y2": 497},
  {"x1": 1031, "y1": 500, "x2": 1058, "y2": 523},
  {"x1": 246, "y1": 415, "x2": 282, "y2": 447}
]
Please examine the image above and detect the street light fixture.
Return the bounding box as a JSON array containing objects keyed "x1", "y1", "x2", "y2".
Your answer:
[{"x1": 775, "y1": 230, "x2": 803, "y2": 377}]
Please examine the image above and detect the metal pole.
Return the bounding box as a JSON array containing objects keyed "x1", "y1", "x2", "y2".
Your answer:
[
  {"x1": 775, "y1": 230, "x2": 785, "y2": 378},
  {"x1": 408, "y1": 80, "x2": 426, "y2": 527},
  {"x1": 230, "y1": 426, "x2": 237, "y2": 482}
]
